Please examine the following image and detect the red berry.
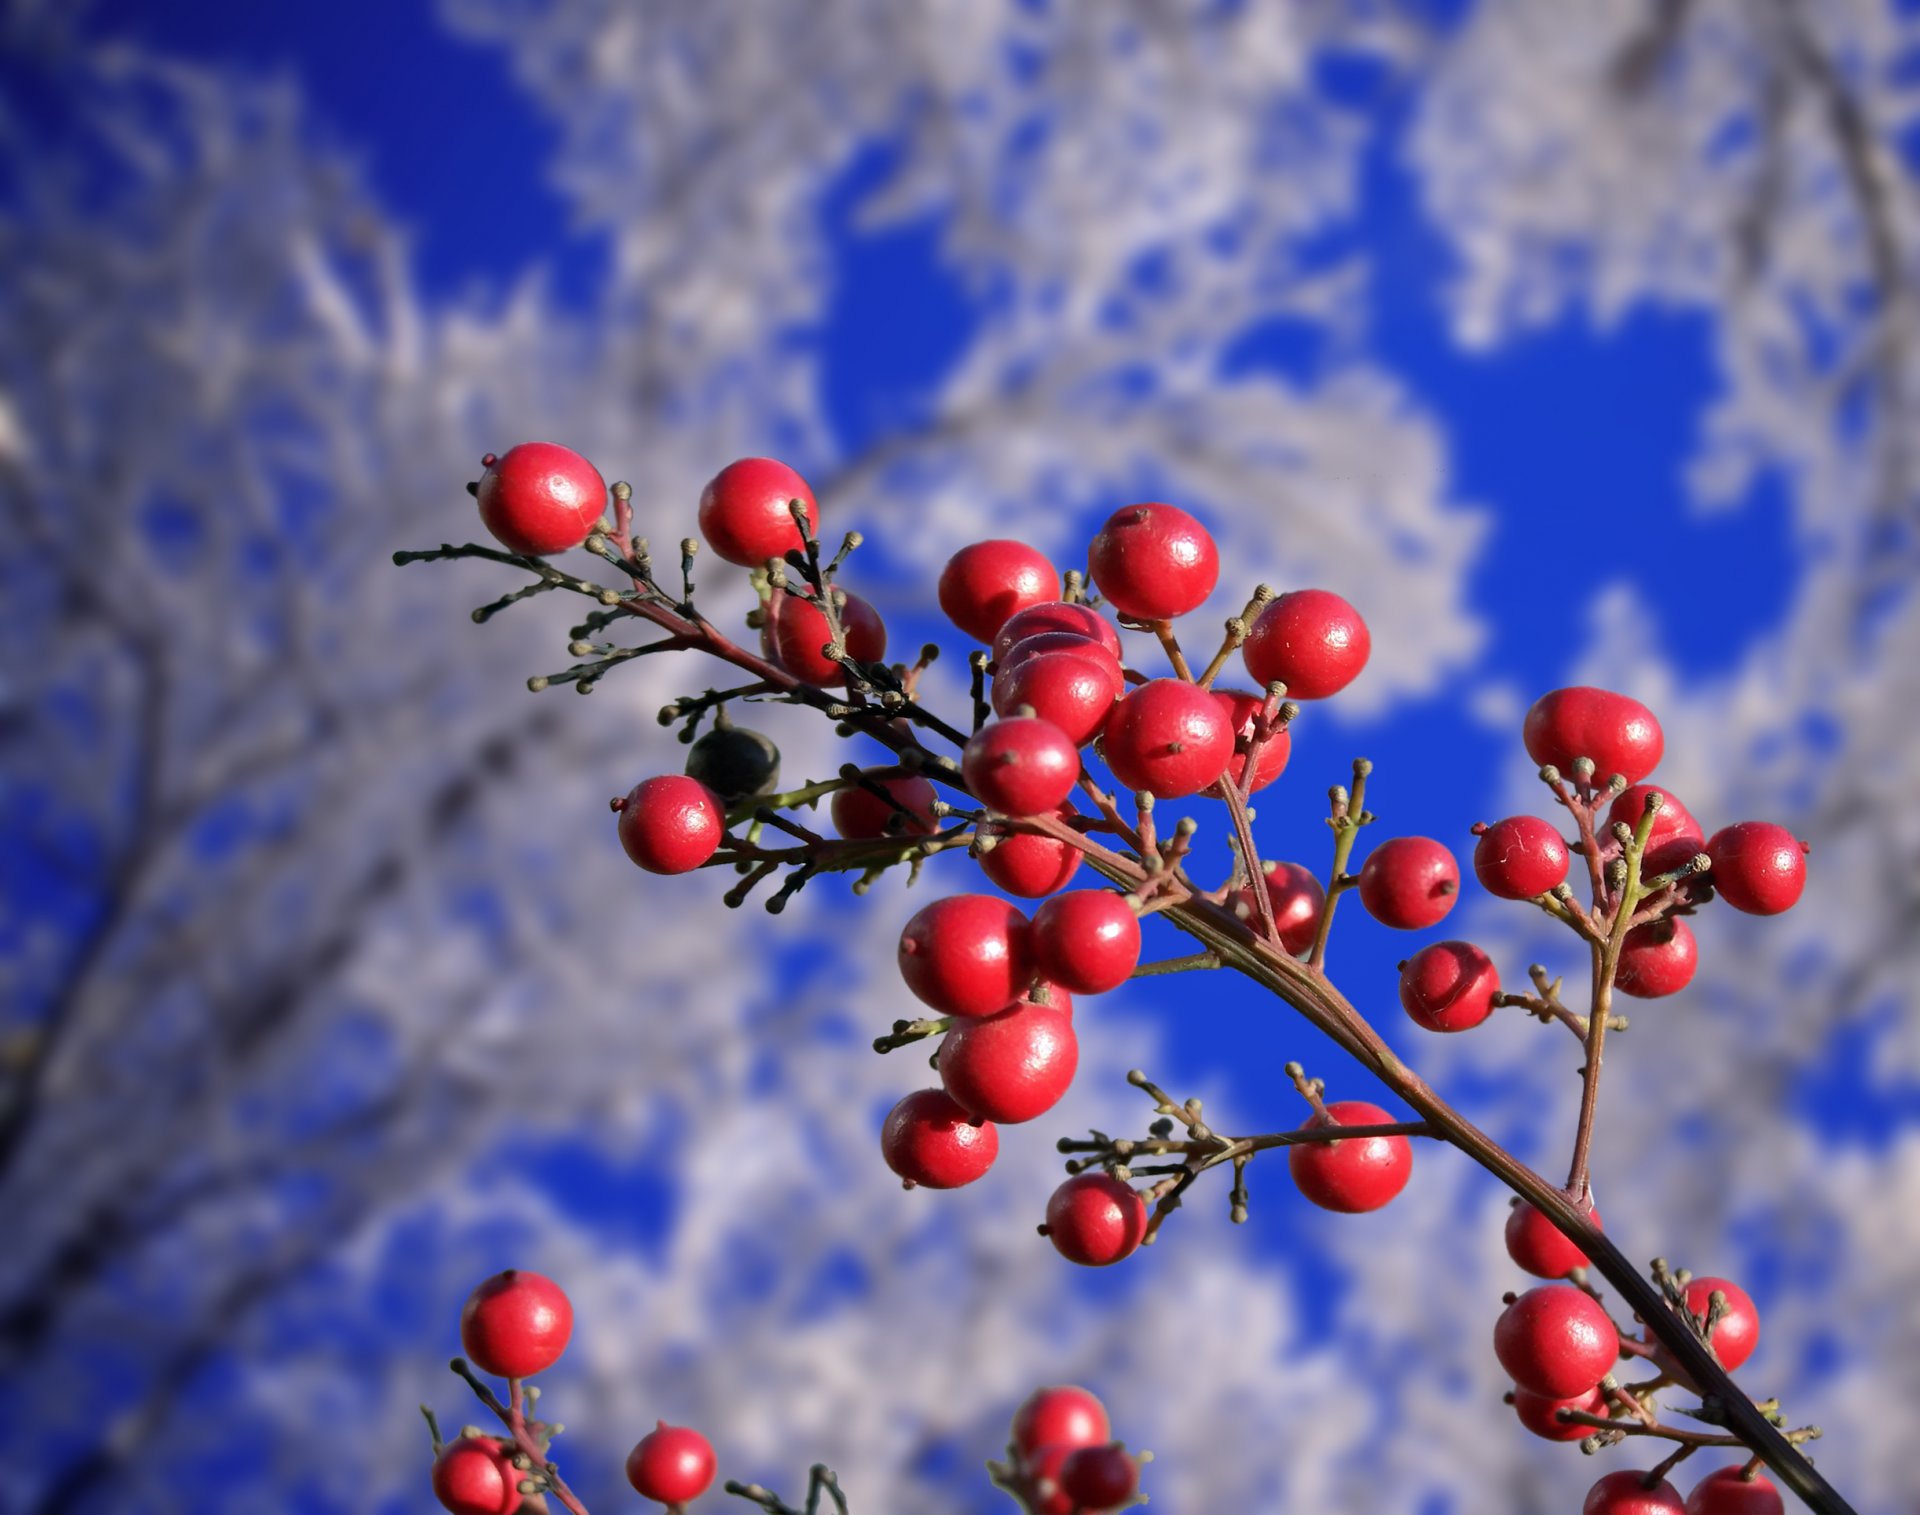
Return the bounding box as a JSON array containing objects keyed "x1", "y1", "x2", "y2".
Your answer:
[
  {"x1": 940, "y1": 540, "x2": 1059, "y2": 643},
  {"x1": 1608, "y1": 784, "x2": 1702, "y2": 850},
  {"x1": 939, "y1": 1002, "x2": 1077, "y2": 1123},
  {"x1": 1100, "y1": 678, "x2": 1234, "y2": 799},
  {"x1": 964, "y1": 717, "x2": 1081, "y2": 818},
  {"x1": 1686, "y1": 1467, "x2": 1783, "y2": 1515},
  {"x1": 1022, "y1": 1443, "x2": 1080, "y2": 1515},
  {"x1": 1288, "y1": 1100, "x2": 1412, "y2": 1213},
  {"x1": 1645, "y1": 834, "x2": 1711, "y2": 886},
  {"x1": 1398, "y1": 940, "x2": 1500, "y2": 1033},
  {"x1": 998, "y1": 629, "x2": 1119, "y2": 681},
  {"x1": 1061, "y1": 1444, "x2": 1139, "y2": 1509},
  {"x1": 1088, "y1": 502, "x2": 1219, "y2": 621},
  {"x1": 1357, "y1": 836, "x2": 1459, "y2": 930},
  {"x1": 1241, "y1": 588, "x2": 1371, "y2": 700},
  {"x1": 977, "y1": 823, "x2": 1084, "y2": 897},
  {"x1": 992, "y1": 650, "x2": 1124, "y2": 746},
  {"x1": 1473, "y1": 815, "x2": 1571, "y2": 900},
  {"x1": 994, "y1": 602, "x2": 1124, "y2": 665},
  {"x1": 1706, "y1": 822, "x2": 1806, "y2": 915},
  {"x1": 897, "y1": 895, "x2": 1033, "y2": 1019},
  {"x1": 432, "y1": 1436, "x2": 521, "y2": 1515},
  {"x1": 831, "y1": 773, "x2": 938, "y2": 840},
  {"x1": 1511, "y1": 1385, "x2": 1608, "y2": 1442},
  {"x1": 1677, "y1": 1276, "x2": 1760, "y2": 1373},
  {"x1": 1234, "y1": 860, "x2": 1325, "y2": 955},
  {"x1": 1505, "y1": 1198, "x2": 1601, "y2": 1278},
  {"x1": 1493, "y1": 1285, "x2": 1618, "y2": 1398},
  {"x1": 625, "y1": 1421, "x2": 718, "y2": 1505},
  {"x1": 1585, "y1": 1471, "x2": 1686, "y2": 1515},
  {"x1": 460, "y1": 1270, "x2": 573, "y2": 1380},
  {"x1": 1214, "y1": 688, "x2": 1291, "y2": 792},
  {"x1": 698, "y1": 456, "x2": 816, "y2": 567},
  {"x1": 1044, "y1": 1172, "x2": 1147, "y2": 1265},
  {"x1": 475, "y1": 442, "x2": 607, "y2": 557},
  {"x1": 1011, "y1": 1386, "x2": 1111, "y2": 1457},
  {"x1": 762, "y1": 586, "x2": 886, "y2": 686},
  {"x1": 616, "y1": 775, "x2": 724, "y2": 875},
  {"x1": 880, "y1": 1088, "x2": 999, "y2": 1189},
  {"x1": 1615, "y1": 918, "x2": 1697, "y2": 999},
  {"x1": 1033, "y1": 890, "x2": 1141, "y2": 995},
  {"x1": 1524, "y1": 687, "x2": 1665, "y2": 786}
]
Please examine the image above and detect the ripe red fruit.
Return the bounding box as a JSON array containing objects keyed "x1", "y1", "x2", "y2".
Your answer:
[
  {"x1": 762, "y1": 587, "x2": 887, "y2": 686},
  {"x1": 1011, "y1": 1386, "x2": 1111, "y2": 1457},
  {"x1": 1505, "y1": 1198, "x2": 1601, "y2": 1278},
  {"x1": 897, "y1": 895, "x2": 1033, "y2": 1019},
  {"x1": 993, "y1": 602, "x2": 1124, "y2": 665},
  {"x1": 1088, "y1": 502, "x2": 1219, "y2": 621},
  {"x1": 831, "y1": 773, "x2": 937, "y2": 840},
  {"x1": 1524, "y1": 687, "x2": 1665, "y2": 786},
  {"x1": 1474, "y1": 815, "x2": 1572, "y2": 900},
  {"x1": 939, "y1": 540, "x2": 1059, "y2": 643},
  {"x1": 1398, "y1": 940, "x2": 1500, "y2": 1033},
  {"x1": 1678, "y1": 1276, "x2": 1760, "y2": 1373},
  {"x1": 1061, "y1": 1444, "x2": 1139, "y2": 1509},
  {"x1": 1044, "y1": 1172, "x2": 1148, "y2": 1265},
  {"x1": 475, "y1": 442, "x2": 607, "y2": 557},
  {"x1": 1615, "y1": 918, "x2": 1698, "y2": 999},
  {"x1": 1241, "y1": 588, "x2": 1371, "y2": 700},
  {"x1": 1213, "y1": 688, "x2": 1291, "y2": 792},
  {"x1": 1585, "y1": 1471, "x2": 1686, "y2": 1515},
  {"x1": 432, "y1": 1436, "x2": 521, "y2": 1515},
  {"x1": 992, "y1": 650, "x2": 1124, "y2": 746},
  {"x1": 1101, "y1": 678, "x2": 1234, "y2": 799},
  {"x1": 1234, "y1": 860, "x2": 1326, "y2": 955},
  {"x1": 698, "y1": 456, "x2": 817, "y2": 567},
  {"x1": 1686, "y1": 1467, "x2": 1784, "y2": 1515},
  {"x1": 1608, "y1": 784, "x2": 1702, "y2": 850},
  {"x1": 1032, "y1": 890, "x2": 1141, "y2": 995},
  {"x1": 964, "y1": 717, "x2": 1081, "y2": 818},
  {"x1": 460, "y1": 1270, "x2": 574, "y2": 1380},
  {"x1": 1022, "y1": 1443, "x2": 1080, "y2": 1515},
  {"x1": 1357, "y1": 836, "x2": 1459, "y2": 930},
  {"x1": 939, "y1": 1002, "x2": 1077, "y2": 1123},
  {"x1": 997, "y1": 629, "x2": 1118, "y2": 681},
  {"x1": 977, "y1": 823, "x2": 1084, "y2": 897},
  {"x1": 1493, "y1": 1285, "x2": 1619, "y2": 1398},
  {"x1": 880, "y1": 1088, "x2": 999, "y2": 1189},
  {"x1": 1288, "y1": 1100, "x2": 1412, "y2": 1213},
  {"x1": 625, "y1": 1421, "x2": 718, "y2": 1505},
  {"x1": 1511, "y1": 1385, "x2": 1608, "y2": 1442},
  {"x1": 1706, "y1": 822, "x2": 1807, "y2": 915},
  {"x1": 616, "y1": 776, "x2": 724, "y2": 875}
]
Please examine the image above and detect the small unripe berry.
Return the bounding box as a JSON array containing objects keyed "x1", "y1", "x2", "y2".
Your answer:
[
  {"x1": 698, "y1": 456, "x2": 817, "y2": 566},
  {"x1": 432, "y1": 1436, "x2": 522, "y2": 1515},
  {"x1": 1706, "y1": 822, "x2": 1807, "y2": 915},
  {"x1": 1398, "y1": 940, "x2": 1500, "y2": 1032},
  {"x1": 1505, "y1": 1198, "x2": 1601, "y2": 1278},
  {"x1": 1615, "y1": 918, "x2": 1698, "y2": 999},
  {"x1": 992, "y1": 650, "x2": 1123, "y2": 746},
  {"x1": 1101, "y1": 677, "x2": 1235, "y2": 799},
  {"x1": 977, "y1": 823, "x2": 1084, "y2": 897},
  {"x1": 1061, "y1": 1443, "x2": 1139, "y2": 1509},
  {"x1": 1288, "y1": 1100, "x2": 1412, "y2": 1213},
  {"x1": 1234, "y1": 860, "x2": 1325, "y2": 955},
  {"x1": 1241, "y1": 588, "x2": 1371, "y2": 700},
  {"x1": 1088, "y1": 502, "x2": 1219, "y2": 621},
  {"x1": 939, "y1": 539, "x2": 1059, "y2": 643},
  {"x1": 1608, "y1": 783, "x2": 1702, "y2": 850},
  {"x1": 1213, "y1": 687, "x2": 1291, "y2": 792},
  {"x1": 1492, "y1": 1285, "x2": 1618, "y2": 1398},
  {"x1": 1524, "y1": 687, "x2": 1665, "y2": 786},
  {"x1": 1032, "y1": 890, "x2": 1142, "y2": 995},
  {"x1": 1584, "y1": 1470, "x2": 1686, "y2": 1515},
  {"x1": 460, "y1": 1270, "x2": 574, "y2": 1380},
  {"x1": 685, "y1": 722, "x2": 780, "y2": 805},
  {"x1": 625, "y1": 1421, "x2": 718, "y2": 1505},
  {"x1": 993, "y1": 602, "x2": 1124, "y2": 665},
  {"x1": 762, "y1": 587, "x2": 887, "y2": 686},
  {"x1": 617, "y1": 775, "x2": 724, "y2": 875},
  {"x1": 898, "y1": 894, "x2": 1034, "y2": 1019},
  {"x1": 1044, "y1": 1172, "x2": 1148, "y2": 1265},
  {"x1": 1686, "y1": 1467, "x2": 1783, "y2": 1515},
  {"x1": 881, "y1": 1088, "x2": 999, "y2": 1189},
  {"x1": 475, "y1": 442, "x2": 606, "y2": 557},
  {"x1": 1510, "y1": 1385, "x2": 1608, "y2": 1442},
  {"x1": 1357, "y1": 836, "x2": 1459, "y2": 930},
  {"x1": 964, "y1": 716, "x2": 1081, "y2": 818},
  {"x1": 831, "y1": 773, "x2": 938, "y2": 840},
  {"x1": 1010, "y1": 1386, "x2": 1111, "y2": 1457},
  {"x1": 939, "y1": 1003, "x2": 1077, "y2": 1123},
  {"x1": 1473, "y1": 815, "x2": 1571, "y2": 900}
]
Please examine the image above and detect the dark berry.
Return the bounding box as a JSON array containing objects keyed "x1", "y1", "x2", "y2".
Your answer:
[
  {"x1": 1061, "y1": 1444, "x2": 1138, "y2": 1509},
  {"x1": 685, "y1": 720, "x2": 779, "y2": 805}
]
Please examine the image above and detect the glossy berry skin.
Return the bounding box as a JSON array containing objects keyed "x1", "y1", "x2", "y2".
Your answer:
[
  {"x1": 1235, "y1": 860, "x2": 1325, "y2": 955},
  {"x1": 1615, "y1": 918, "x2": 1698, "y2": 999},
  {"x1": 1706, "y1": 822, "x2": 1807, "y2": 915},
  {"x1": 685, "y1": 722, "x2": 779, "y2": 806},
  {"x1": 997, "y1": 629, "x2": 1119, "y2": 682},
  {"x1": 977, "y1": 824, "x2": 1084, "y2": 897},
  {"x1": 1044, "y1": 1171, "x2": 1147, "y2": 1265},
  {"x1": 992, "y1": 650, "x2": 1123, "y2": 747},
  {"x1": 994, "y1": 601, "x2": 1124, "y2": 665},
  {"x1": 1088, "y1": 502, "x2": 1219, "y2": 621},
  {"x1": 831, "y1": 773, "x2": 937, "y2": 840},
  {"x1": 1011, "y1": 1386, "x2": 1111, "y2": 1457},
  {"x1": 1242, "y1": 588, "x2": 1371, "y2": 700},
  {"x1": 1493, "y1": 1285, "x2": 1619, "y2": 1398},
  {"x1": 1524, "y1": 687, "x2": 1665, "y2": 786},
  {"x1": 460, "y1": 1270, "x2": 574, "y2": 1380},
  {"x1": 897, "y1": 894, "x2": 1033, "y2": 1019},
  {"x1": 475, "y1": 442, "x2": 606, "y2": 557},
  {"x1": 881, "y1": 1088, "x2": 999, "y2": 1189},
  {"x1": 1033, "y1": 890, "x2": 1141, "y2": 995},
  {"x1": 432, "y1": 1436, "x2": 521, "y2": 1515},
  {"x1": 762, "y1": 587, "x2": 886, "y2": 686},
  {"x1": 1678, "y1": 1276, "x2": 1760, "y2": 1373},
  {"x1": 1608, "y1": 784, "x2": 1702, "y2": 850},
  {"x1": 1511, "y1": 1385, "x2": 1608, "y2": 1442},
  {"x1": 1474, "y1": 815, "x2": 1571, "y2": 900},
  {"x1": 697, "y1": 456, "x2": 817, "y2": 566},
  {"x1": 1686, "y1": 1468, "x2": 1783, "y2": 1515},
  {"x1": 1100, "y1": 678, "x2": 1235, "y2": 799},
  {"x1": 617, "y1": 776, "x2": 724, "y2": 875},
  {"x1": 1505, "y1": 1198, "x2": 1600, "y2": 1278},
  {"x1": 1214, "y1": 688, "x2": 1291, "y2": 792},
  {"x1": 1061, "y1": 1444, "x2": 1139, "y2": 1510},
  {"x1": 1585, "y1": 1471, "x2": 1686, "y2": 1515},
  {"x1": 964, "y1": 717, "x2": 1081, "y2": 818},
  {"x1": 1398, "y1": 940, "x2": 1500, "y2": 1033},
  {"x1": 1357, "y1": 836, "x2": 1459, "y2": 930},
  {"x1": 625, "y1": 1422, "x2": 718, "y2": 1505},
  {"x1": 939, "y1": 539, "x2": 1059, "y2": 643},
  {"x1": 939, "y1": 1003, "x2": 1077, "y2": 1123},
  {"x1": 1288, "y1": 1100, "x2": 1412, "y2": 1213}
]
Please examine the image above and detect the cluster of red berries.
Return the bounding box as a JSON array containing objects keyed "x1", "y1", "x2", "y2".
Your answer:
[{"x1": 997, "y1": 1385, "x2": 1145, "y2": 1513}]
